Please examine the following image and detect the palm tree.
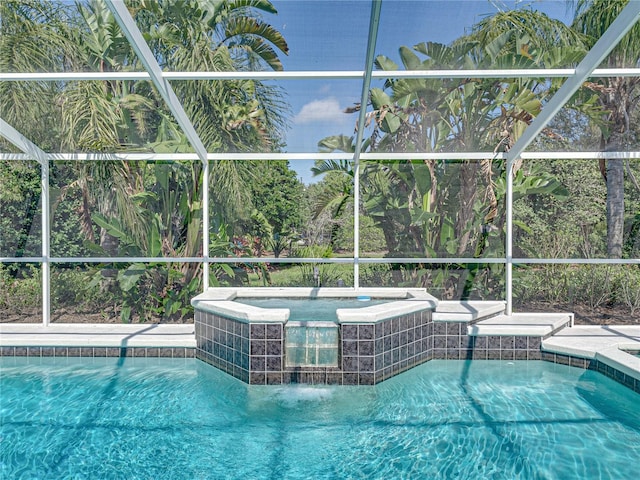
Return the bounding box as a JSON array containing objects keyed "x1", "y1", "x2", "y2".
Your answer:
[
  {"x1": 56, "y1": 0, "x2": 290, "y2": 246},
  {"x1": 365, "y1": 11, "x2": 581, "y2": 258},
  {"x1": 310, "y1": 157, "x2": 354, "y2": 251},
  {"x1": 130, "y1": 0, "x2": 289, "y2": 151},
  {"x1": 0, "y1": 0, "x2": 75, "y2": 150},
  {"x1": 571, "y1": 0, "x2": 640, "y2": 258},
  {"x1": 54, "y1": 0, "x2": 158, "y2": 255},
  {"x1": 129, "y1": 0, "x2": 290, "y2": 232},
  {"x1": 316, "y1": 7, "x2": 582, "y2": 295}
]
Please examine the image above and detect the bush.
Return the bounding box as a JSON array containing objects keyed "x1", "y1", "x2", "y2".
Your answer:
[
  {"x1": 0, "y1": 264, "x2": 41, "y2": 313},
  {"x1": 567, "y1": 265, "x2": 617, "y2": 309},
  {"x1": 617, "y1": 267, "x2": 640, "y2": 317},
  {"x1": 514, "y1": 264, "x2": 640, "y2": 318}
]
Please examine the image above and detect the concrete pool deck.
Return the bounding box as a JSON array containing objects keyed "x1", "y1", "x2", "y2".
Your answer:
[
  {"x1": 542, "y1": 325, "x2": 640, "y2": 382},
  {"x1": 0, "y1": 323, "x2": 196, "y2": 357},
  {"x1": 0, "y1": 323, "x2": 195, "y2": 347}
]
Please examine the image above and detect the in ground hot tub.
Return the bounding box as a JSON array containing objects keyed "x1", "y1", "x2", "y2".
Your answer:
[{"x1": 191, "y1": 287, "x2": 438, "y2": 385}]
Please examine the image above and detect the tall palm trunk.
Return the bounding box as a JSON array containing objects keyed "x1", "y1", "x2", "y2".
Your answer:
[
  {"x1": 572, "y1": 0, "x2": 640, "y2": 258},
  {"x1": 606, "y1": 157, "x2": 625, "y2": 258},
  {"x1": 455, "y1": 161, "x2": 478, "y2": 256}
]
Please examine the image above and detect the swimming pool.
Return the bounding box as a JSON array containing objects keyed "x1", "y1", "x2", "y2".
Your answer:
[{"x1": 2, "y1": 357, "x2": 639, "y2": 479}]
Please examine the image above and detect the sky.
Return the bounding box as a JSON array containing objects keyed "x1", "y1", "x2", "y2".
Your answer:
[{"x1": 266, "y1": 0, "x2": 573, "y2": 184}]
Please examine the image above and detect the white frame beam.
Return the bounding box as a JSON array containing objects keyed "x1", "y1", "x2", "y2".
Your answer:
[
  {"x1": 351, "y1": 0, "x2": 383, "y2": 290},
  {"x1": 104, "y1": 0, "x2": 211, "y2": 290},
  {"x1": 503, "y1": 0, "x2": 640, "y2": 314},
  {"x1": 0, "y1": 118, "x2": 48, "y2": 166},
  {"x1": 3, "y1": 68, "x2": 639, "y2": 82},
  {"x1": 0, "y1": 119, "x2": 50, "y2": 325}
]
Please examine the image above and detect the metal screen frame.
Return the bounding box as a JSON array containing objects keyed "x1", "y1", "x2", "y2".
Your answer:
[{"x1": 1, "y1": 0, "x2": 639, "y2": 324}]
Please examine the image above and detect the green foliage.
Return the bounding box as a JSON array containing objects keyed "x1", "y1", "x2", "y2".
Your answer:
[
  {"x1": 0, "y1": 264, "x2": 40, "y2": 313},
  {"x1": 514, "y1": 264, "x2": 640, "y2": 318},
  {"x1": 513, "y1": 264, "x2": 571, "y2": 305},
  {"x1": 259, "y1": 263, "x2": 352, "y2": 288},
  {"x1": 209, "y1": 223, "x2": 248, "y2": 287},
  {"x1": 77, "y1": 262, "x2": 201, "y2": 323},
  {"x1": 267, "y1": 232, "x2": 290, "y2": 259},
  {"x1": 51, "y1": 267, "x2": 101, "y2": 309},
  {"x1": 618, "y1": 267, "x2": 640, "y2": 316},
  {"x1": 333, "y1": 215, "x2": 386, "y2": 253},
  {"x1": 2, "y1": 1, "x2": 639, "y2": 324},
  {"x1": 249, "y1": 160, "x2": 304, "y2": 234},
  {"x1": 512, "y1": 160, "x2": 640, "y2": 260},
  {"x1": 0, "y1": 162, "x2": 41, "y2": 257},
  {"x1": 359, "y1": 263, "x2": 392, "y2": 287}
]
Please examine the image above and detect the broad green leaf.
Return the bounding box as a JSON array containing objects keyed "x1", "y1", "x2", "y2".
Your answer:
[
  {"x1": 120, "y1": 305, "x2": 131, "y2": 323},
  {"x1": 399, "y1": 46, "x2": 421, "y2": 70},
  {"x1": 117, "y1": 263, "x2": 146, "y2": 292},
  {"x1": 513, "y1": 220, "x2": 533, "y2": 235},
  {"x1": 92, "y1": 213, "x2": 130, "y2": 241},
  {"x1": 317, "y1": 135, "x2": 355, "y2": 154},
  {"x1": 130, "y1": 192, "x2": 157, "y2": 205},
  {"x1": 149, "y1": 216, "x2": 162, "y2": 257},
  {"x1": 370, "y1": 88, "x2": 393, "y2": 110},
  {"x1": 413, "y1": 163, "x2": 432, "y2": 195},
  {"x1": 370, "y1": 89, "x2": 401, "y2": 133},
  {"x1": 422, "y1": 190, "x2": 432, "y2": 213},
  {"x1": 413, "y1": 42, "x2": 451, "y2": 66},
  {"x1": 374, "y1": 55, "x2": 398, "y2": 71},
  {"x1": 411, "y1": 210, "x2": 438, "y2": 226},
  {"x1": 220, "y1": 264, "x2": 234, "y2": 277}
]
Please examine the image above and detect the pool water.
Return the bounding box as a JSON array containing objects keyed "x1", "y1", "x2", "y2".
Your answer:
[
  {"x1": 1, "y1": 358, "x2": 639, "y2": 479},
  {"x1": 234, "y1": 297, "x2": 388, "y2": 321}
]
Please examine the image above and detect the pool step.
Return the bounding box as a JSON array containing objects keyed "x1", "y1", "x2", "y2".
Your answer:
[
  {"x1": 432, "y1": 301, "x2": 506, "y2": 322},
  {"x1": 542, "y1": 325, "x2": 640, "y2": 382},
  {"x1": 468, "y1": 312, "x2": 572, "y2": 337}
]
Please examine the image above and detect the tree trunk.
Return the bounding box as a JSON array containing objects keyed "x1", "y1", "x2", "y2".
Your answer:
[
  {"x1": 456, "y1": 161, "x2": 478, "y2": 256},
  {"x1": 606, "y1": 158, "x2": 624, "y2": 258}
]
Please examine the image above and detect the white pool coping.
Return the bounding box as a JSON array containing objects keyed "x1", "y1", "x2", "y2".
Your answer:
[
  {"x1": 468, "y1": 312, "x2": 573, "y2": 336},
  {"x1": 432, "y1": 301, "x2": 506, "y2": 322},
  {"x1": 542, "y1": 325, "x2": 640, "y2": 381},
  {"x1": 195, "y1": 300, "x2": 290, "y2": 323},
  {"x1": 337, "y1": 301, "x2": 436, "y2": 323},
  {"x1": 0, "y1": 323, "x2": 196, "y2": 348},
  {"x1": 191, "y1": 287, "x2": 439, "y2": 323}
]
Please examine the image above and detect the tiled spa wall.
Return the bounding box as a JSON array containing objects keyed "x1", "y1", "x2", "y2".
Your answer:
[
  {"x1": 194, "y1": 308, "x2": 435, "y2": 385},
  {"x1": 194, "y1": 309, "x2": 255, "y2": 384},
  {"x1": 193, "y1": 308, "x2": 595, "y2": 387},
  {"x1": 339, "y1": 310, "x2": 433, "y2": 385},
  {"x1": 431, "y1": 321, "x2": 544, "y2": 361}
]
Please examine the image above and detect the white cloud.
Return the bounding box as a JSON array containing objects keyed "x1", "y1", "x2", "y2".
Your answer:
[{"x1": 293, "y1": 97, "x2": 347, "y2": 125}]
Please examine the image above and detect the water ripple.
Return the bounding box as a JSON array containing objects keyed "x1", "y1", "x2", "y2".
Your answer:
[{"x1": 1, "y1": 358, "x2": 639, "y2": 479}]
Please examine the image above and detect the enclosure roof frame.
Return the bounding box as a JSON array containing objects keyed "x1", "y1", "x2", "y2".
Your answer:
[
  {"x1": 506, "y1": 0, "x2": 640, "y2": 163},
  {"x1": 103, "y1": 0, "x2": 208, "y2": 164}
]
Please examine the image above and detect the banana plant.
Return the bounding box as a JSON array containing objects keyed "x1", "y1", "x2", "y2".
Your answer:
[{"x1": 318, "y1": 8, "x2": 583, "y2": 297}]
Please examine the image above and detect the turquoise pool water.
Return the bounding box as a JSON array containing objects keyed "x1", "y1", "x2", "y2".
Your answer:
[
  {"x1": 1, "y1": 358, "x2": 639, "y2": 479},
  {"x1": 234, "y1": 297, "x2": 388, "y2": 321}
]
